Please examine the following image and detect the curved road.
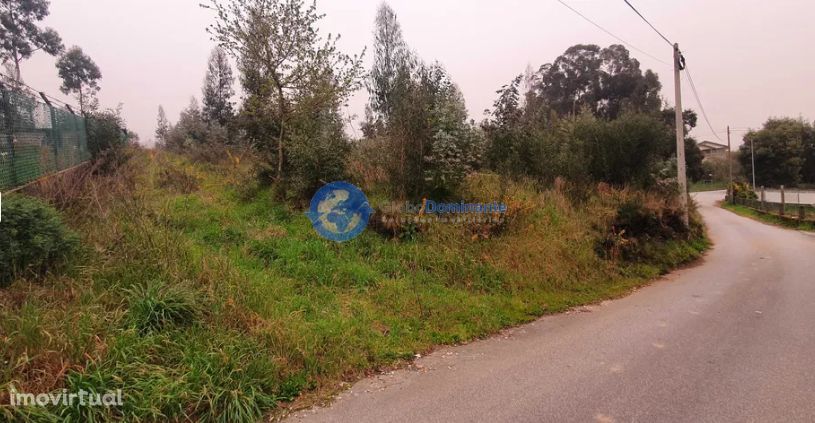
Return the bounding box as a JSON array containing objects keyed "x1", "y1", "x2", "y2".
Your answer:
[{"x1": 289, "y1": 191, "x2": 815, "y2": 423}]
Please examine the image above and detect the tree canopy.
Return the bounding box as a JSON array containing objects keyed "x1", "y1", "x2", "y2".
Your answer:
[
  {"x1": 482, "y1": 44, "x2": 705, "y2": 188},
  {"x1": 528, "y1": 44, "x2": 662, "y2": 119},
  {"x1": 738, "y1": 118, "x2": 814, "y2": 187},
  {"x1": 0, "y1": 0, "x2": 64, "y2": 81},
  {"x1": 202, "y1": 47, "x2": 235, "y2": 127},
  {"x1": 56, "y1": 46, "x2": 102, "y2": 113},
  {"x1": 204, "y1": 0, "x2": 365, "y2": 182}
]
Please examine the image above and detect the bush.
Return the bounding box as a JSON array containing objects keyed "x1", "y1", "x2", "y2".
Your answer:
[
  {"x1": 86, "y1": 108, "x2": 135, "y2": 176},
  {"x1": 597, "y1": 190, "x2": 691, "y2": 261},
  {"x1": 729, "y1": 182, "x2": 757, "y2": 200},
  {"x1": 0, "y1": 195, "x2": 79, "y2": 286},
  {"x1": 86, "y1": 108, "x2": 129, "y2": 160}
]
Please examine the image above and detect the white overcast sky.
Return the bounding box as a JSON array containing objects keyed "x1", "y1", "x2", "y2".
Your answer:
[{"x1": 19, "y1": 0, "x2": 815, "y2": 147}]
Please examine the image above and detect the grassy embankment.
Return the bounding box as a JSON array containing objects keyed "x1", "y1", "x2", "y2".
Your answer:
[
  {"x1": 721, "y1": 202, "x2": 815, "y2": 232},
  {"x1": 1, "y1": 150, "x2": 708, "y2": 422}
]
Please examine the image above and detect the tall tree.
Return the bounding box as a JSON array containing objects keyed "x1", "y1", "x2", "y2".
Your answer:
[
  {"x1": 201, "y1": 47, "x2": 235, "y2": 126},
  {"x1": 55, "y1": 46, "x2": 101, "y2": 113},
  {"x1": 155, "y1": 105, "x2": 170, "y2": 146},
  {"x1": 204, "y1": 0, "x2": 364, "y2": 181},
  {"x1": 0, "y1": 0, "x2": 64, "y2": 82},
  {"x1": 368, "y1": 3, "x2": 412, "y2": 125},
  {"x1": 804, "y1": 120, "x2": 815, "y2": 184},
  {"x1": 529, "y1": 44, "x2": 661, "y2": 119},
  {"x1": 739, "y1": 118, "x2": 812, "y2": 187}
]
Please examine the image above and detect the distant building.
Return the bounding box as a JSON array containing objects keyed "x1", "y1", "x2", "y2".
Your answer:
[{"x1": 697, "y1": 140, "x2": 729, "y2": 160}]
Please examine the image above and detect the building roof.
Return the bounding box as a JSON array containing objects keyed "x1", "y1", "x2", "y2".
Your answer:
[{"x1": 697, "y1": 140, "x2": 729, "y2": 151}]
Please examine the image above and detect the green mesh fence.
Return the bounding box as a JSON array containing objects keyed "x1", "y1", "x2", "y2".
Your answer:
[{"x1": 0, "y1": 83, "x2": 90, "y2": 191}]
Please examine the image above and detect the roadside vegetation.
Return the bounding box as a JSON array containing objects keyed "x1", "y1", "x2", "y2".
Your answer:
[
  {"x1": 722, "y1": 203, "x2": 815, "y2": 232},
  {"x1": 1, "y1": 149, "x2": 707, "y2": 422},
  {"x1": 738, "y1": 118, "x2": 815, "y2": 188},
  {"x1": 2, "y1": 1, "x2": 710, "y2": 422}
]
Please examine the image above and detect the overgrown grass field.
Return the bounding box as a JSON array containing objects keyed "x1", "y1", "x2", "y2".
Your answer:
[{"x1": 1, "y1": 150, "x2": 708, "y2": 422}]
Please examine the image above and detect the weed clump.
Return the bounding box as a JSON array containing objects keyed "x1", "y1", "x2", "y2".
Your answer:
[
  {"x1": 124, "y1": 281, "x2": 201, "y2": 334},
  {"x1": 0, "y1": 195, "x2": 79, "y2": 286},
  {"x1": 157, "y1": 166, "x2": 200, "y2": 194}
]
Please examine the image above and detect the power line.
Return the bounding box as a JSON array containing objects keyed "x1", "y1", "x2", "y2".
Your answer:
[
  {"x1": 0, "y1": 73, "x2": 78, "y2": 111},
  {"x1": 555, "y1": 0, "x2": 671, "y2": 67},
  {"x1": 622, "y1": 0, "x2": 674, "y2": 47},
  {"x1": 684, "y1": 63, "x2": 724, "y2": 143}
]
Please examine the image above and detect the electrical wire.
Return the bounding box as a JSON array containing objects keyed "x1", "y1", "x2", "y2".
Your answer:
[
  {"x1": 684, "y1": 63, "x2": 724, "y2": 142},
  {"x1": 622, "y1": 0, "x2": 674, "y2": 47},
  {"x1": 555, "y1": 0, "x2": 671, "y2": 67},
  {"x1": 0, "y1": 73, "x2": 79, "y2": 111}
]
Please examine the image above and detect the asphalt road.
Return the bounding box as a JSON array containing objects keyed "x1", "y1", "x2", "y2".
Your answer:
[{"x1": 289, "y1": 191, "x2": 815, "y2": 423}]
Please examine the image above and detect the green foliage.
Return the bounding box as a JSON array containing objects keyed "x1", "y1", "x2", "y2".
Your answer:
[
  {"x1": 285, "y1": 97, "x2": 351, "y2": 201},
  {"x1": 723, "y1": 202, "x2": 815, "y2": 232},
  {"x1": 702, "y1": 154, "x2": 742, "y2": 183},
  {"x1": 364, "y1": 5, "x2": 481, "y2": 198},
  {"x1": 164, "y1": 97, "x2": 211, "y2": 151},
  {"x1": 0, "y1": 0, "x2": 64, "y2": 81},
  {"x1": 205, "y1": 0, "x2": 365, "y2": 187},
  {"x1": 685, "y1": 138, "x2": 705, "y2": 182},
  {"x1": 482, "y1": 44, "x2": 706, "y2": 190},
  {"x1": 0, "y1": 195, "x2": 78, "y2": 286},
  {"x1": 0, "y1": 152, "x2": 708, "y2": 422},
  {"x1": 576, "y1": 113, "x2": 673, "y2": 187},
  {"x1": 729, "y1": 182, "x2": 757, "y2": 200},
  {"x1": 530, "y1": 44, "x2": 662, "y2": 119},
  {"x1": 738, "y1": 118, "x2": 814, "y2": 186},
  {"x1": 55, "y1": 46, "x2": 102, "y2": 113},
  {"x1": 124, "y1": 281, "x2": 200, "y2": 334},
  {"x1": 598, "y1": 191, "x2": 701, "y2": 262},
  {"x1": 155, "y1": 105, "x2": 170, "y2": 146},
  {"x1": 86, "y1": 107, "x2": 129, "y2": 162},
  {"x1": 202, "y1": 47, "x2": 235, "y2": 127}
]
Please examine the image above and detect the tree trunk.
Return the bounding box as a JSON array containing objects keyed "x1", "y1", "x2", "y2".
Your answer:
[
  {"x1": 276, "y1": 86, "x2": 286, "y2": 181},
  {"x1": 13, "y1": 57, "x2": 21, "y2": 83},
  {"x1": 10, "y1": 9, "x2": 22, "y2": 84}
]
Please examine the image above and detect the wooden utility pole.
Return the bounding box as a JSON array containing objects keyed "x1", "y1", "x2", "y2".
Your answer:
[
  {"x1": 673, "y1": 43, "x2": 689, "y2": 227},
  {"x1": 727, "y1": 125, "x2": 733, "y2": 203}
]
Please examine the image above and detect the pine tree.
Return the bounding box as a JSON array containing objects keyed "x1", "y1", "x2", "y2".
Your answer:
[
  {"x1": 155, "y1": 105, "x2": 170, "y2": 147},
  {"x1": 201, "y1": 47, "x2": 235, "y2": 127}
]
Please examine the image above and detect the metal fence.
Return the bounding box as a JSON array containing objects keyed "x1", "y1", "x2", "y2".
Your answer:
[{"x1": 0, "y1": 82, "x2": 90, "y2": 191}]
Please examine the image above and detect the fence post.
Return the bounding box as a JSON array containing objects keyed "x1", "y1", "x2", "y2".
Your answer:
[
  {"x1": 760, "y1": 186, "x2": 766, "y2": 211},
  {"x1": 47, "y1": 103, "x2": 61, "y2": 172},
  {"x1": 780, "y1": 185, "x2": 785, "y2": 216},
  {"x1": 0, "y1": 84, "x2": 17, "y2": 188},
  {"x1": 800, "y1": 206, "x2": 806, "y2": 221}
]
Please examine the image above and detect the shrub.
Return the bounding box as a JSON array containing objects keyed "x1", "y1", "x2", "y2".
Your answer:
[
  {"x1": 124, "y1": 281, "x2": 200, "y2": 334},
  {"x1": 729, "y1": 182, "x2": 757, "y2": 200},
  {"x1": 0, "y1": 195, "x2": 79, "y2": 286},
  {"x1": 86, "y1": 108, "x2": 130, "y2": 161},
  {"x1": 597, "y1": 190, "x2": 692, "y2": 261}
]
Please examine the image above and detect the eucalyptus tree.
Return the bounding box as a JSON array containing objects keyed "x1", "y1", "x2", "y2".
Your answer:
[
  {"x1": 0, "y1": 0, "x2": 64, "y2": 82},
  {"x1": 56, "y1": 46, "x2": 101, "y2": 113}
]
